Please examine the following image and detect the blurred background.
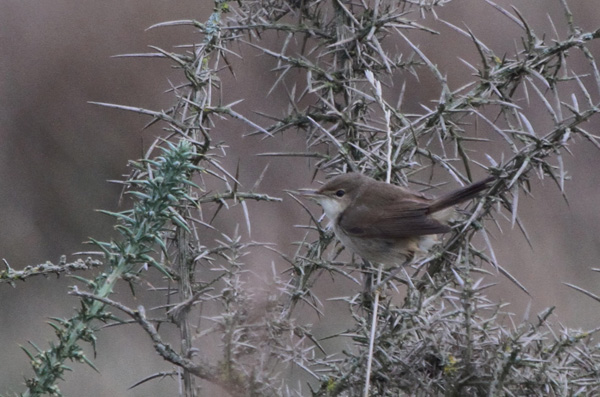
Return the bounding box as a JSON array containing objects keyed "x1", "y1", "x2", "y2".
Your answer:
[{"x1": 1, "y1": 1, "x2": 599, "y2": 395}]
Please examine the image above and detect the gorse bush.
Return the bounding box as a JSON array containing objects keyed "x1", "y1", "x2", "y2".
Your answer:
[{"x1": 3, "y1": 0, "x2": 600, "y2": 396}]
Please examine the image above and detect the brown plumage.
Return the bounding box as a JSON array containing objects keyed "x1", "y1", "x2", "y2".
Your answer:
[{"x1": 309, "y1": 173, "x2": 492, "y2": 265}]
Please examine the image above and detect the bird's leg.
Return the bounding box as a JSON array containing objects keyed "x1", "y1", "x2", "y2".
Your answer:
[
  {"x1": 372, "y1": 257, "x2": 413, "y2": 291},
  {"x1": 361, "y1": 259, "x2": 376, "y2": 308}
]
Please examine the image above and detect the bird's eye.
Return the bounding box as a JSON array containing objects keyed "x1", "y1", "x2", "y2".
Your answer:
[{"x1": 335, "y1": 189, "x2": 345, "y2": 197}]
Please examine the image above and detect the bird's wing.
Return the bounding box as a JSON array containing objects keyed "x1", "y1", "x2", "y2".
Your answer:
[{"x1": 338, "y1": 201, "x2": 451, "y2": 239}]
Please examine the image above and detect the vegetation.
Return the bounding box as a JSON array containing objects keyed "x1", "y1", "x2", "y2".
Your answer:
[{"x1": 3, "y1": 0, "x2": 600, "y2": 395}]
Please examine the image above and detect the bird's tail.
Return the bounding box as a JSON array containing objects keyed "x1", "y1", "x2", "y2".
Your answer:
[{"x1": 427, "y1": 176, "x2": 494, "y2": 214}]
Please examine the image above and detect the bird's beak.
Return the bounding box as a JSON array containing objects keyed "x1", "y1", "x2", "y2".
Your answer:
[{"x1": 297, "y1": 188, "x2": 321, "y2": 200}]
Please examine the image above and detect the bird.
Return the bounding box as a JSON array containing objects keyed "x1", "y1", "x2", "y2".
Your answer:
[{"x1": 304, "y1": 172, "x2": 493, "y2": 266}]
